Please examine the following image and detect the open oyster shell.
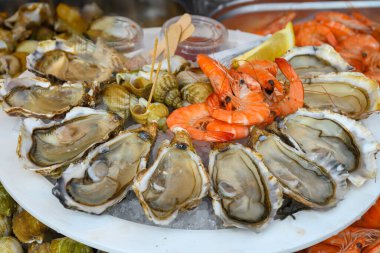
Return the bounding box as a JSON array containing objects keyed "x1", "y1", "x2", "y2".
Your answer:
[
  {"x1": 0, "y1": 77, "x2": 89, "y2": 119},
  {"x1": 53, "y1": 124, "x2": 157, "y2": 214},
  {"x1": 281, "y1": 44, "x2": 353, "y2": 77},
  {"x1": 17, "y1": 107, "x2": 122, "y2": 176},
  {"x1": 27, "y1": 39, "x2": 125, "y2": 84},
  {"x1": 208, "y1": 143, "x2": 282, "y2": 230},
  {"x1": 250, "y1": 128, "x2": 348, "y2": 209},
  {"x1": 301, "y1": 72, "x2": 380, "y2": 119},
  {"x1": 270, "y1": 109, "x2": 380, "y2": 187},
  {"x1": 133, "y1": 128, "x2": 209, "y2": 225}
]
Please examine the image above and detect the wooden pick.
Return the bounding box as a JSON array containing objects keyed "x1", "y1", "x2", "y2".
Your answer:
[
  {"x1": 166, "y1": 23, "x2": 181, "y2": 57},
  {"x1": 176, "y1": 13, "x2": 192, "y2": 31},
  {"x1": 149, "y1": 37, "x2": 158, "y2": 82},
  {"x1": 147, "y1": 61, "x2": 162, "y2": 109},
  {"x1": 165, "y1": 29, "x2": 171, "y2": 74}
]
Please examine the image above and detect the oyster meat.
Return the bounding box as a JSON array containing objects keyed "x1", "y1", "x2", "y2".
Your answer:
[
  {"x1": 271, "y1": 109, "x2": 380, "y2": 187},
  {"x1": 27, "y1": 39, "x2": 124, "y2": 83},
  {"x1": 0, "y1": 77, "x2": 88, "y2": 118},
  {"x1": 53, "y1": 124, "x2": 157, "y2": 214},
  {"x1": 251, "y1": 128, "x2": 348, "y2": 209},
  {"x1": 208, "y1": 143, "x2": 282, "y2": 230},
  {"x1": 281, "y1": 44, "x2": 353, "y2": 78},
  {"x1": 133, "y1": 128, "x2": 209, "y2": 225},
  {"x1": 18, "y1": 107, "x2": 122, "y2": 176},
  {"x1": 301, "y1": 72, "x2": 380, "y2": 119}
]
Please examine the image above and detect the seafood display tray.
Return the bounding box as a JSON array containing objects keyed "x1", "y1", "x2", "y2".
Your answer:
[{"x1": 1, "y1": 28, "x2": 380, "y2": 253}]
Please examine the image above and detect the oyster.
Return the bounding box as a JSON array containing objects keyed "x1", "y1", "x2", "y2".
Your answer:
[
  {"x1": 271, "y1": 109, "x2": 380, "y2": 187},
  {"x1": 27, "y1": 39, "x2": 123, "y2": 83},
  {"x1": 0, "y1": 77, "x2": 88, "y2": 118},
  {"x1": 301, "y1": 72, "x2": 380, "y2": 119},
  {"x1": 133, "y1": 128, "x2": 209, "y2": 225},
  {"x1": 17, "y1": 107, "x2": 122, "y2": 176},
  {"x1": 53, "y1": 124, "x2": 157, "y2": 214},
  {"x1": 250, "y1": 128, "x2": 348, "y2": 208},
  {"x1": 208, "y1": 143, "x2": 282, "y2": 230},
  {"x1": 5, "y1": 3, "x2": 54, "y2": 29},
  {"x1": 281, "y1": 44, "x2": 353, "y2": 77}
]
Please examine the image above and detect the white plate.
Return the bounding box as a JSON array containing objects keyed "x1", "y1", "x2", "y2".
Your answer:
[{"x1": 0, "y1": 28, "x2": 380, "y2": 253}]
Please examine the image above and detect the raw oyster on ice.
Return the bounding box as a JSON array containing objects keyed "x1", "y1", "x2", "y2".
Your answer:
[
  {"x1": 250, "y1": 128, "x2": 348, "y2": 209},
  {"x1": 0, "y1": 77, "x2": 88, "y2": 118},
  {"x1": 301, "y1": 72, "x2": 380, "y2": 119},
  {"x1": 17, "y1": 107, "x2": 122, "y2": 176},
  {"x1": 133, "y1": 128, "x2": 209, "y2": 225},
  {"x1": 208, "y1": 143, "x2": 282, "y2": 230},
  {"x1": 270, "y1": 109, "x2": 380, "y2": 187},
  {"x1": 280, "y1": 44, "x2": 353, "y2": 77},
  {"x1": 53, "y1": 124, "x2": 157, "y2": 214}
]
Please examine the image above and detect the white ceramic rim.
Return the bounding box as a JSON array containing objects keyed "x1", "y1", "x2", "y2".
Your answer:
[{"x1": 0, "y1": 28, "x2": 379, "y2": 253}]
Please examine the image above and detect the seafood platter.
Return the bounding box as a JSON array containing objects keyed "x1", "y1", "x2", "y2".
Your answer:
[{"x1": 0, "y1": 2, "x2": 380, "y2": 253}]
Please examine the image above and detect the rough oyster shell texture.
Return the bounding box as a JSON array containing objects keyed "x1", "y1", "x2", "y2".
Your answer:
[
  {"x1": 17, "y1": 107, "x2": 122, "y2": 176},
  {"x1": 251, "y1": 128, "x2": 348, "y2": 209},
  {"x1": 271, "y1": 109, "x2": 380, "y2": 187},
  {"x1": 0, "y1": 76, "x2": 89, "y2": 119},
  {"x1": 53, "y1": 124, "x2": 157, "y2": 214},
  {"x1": 208, "y1": 143, "x2": 282, "y2": 230},
  {"x1": 133, "y1": 128, "x2": 209, "y2": 225}
]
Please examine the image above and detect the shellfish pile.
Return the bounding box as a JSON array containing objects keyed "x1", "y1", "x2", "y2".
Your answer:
[{"x1": 0, "y1": 3, "x2": 379, "y2": 232}]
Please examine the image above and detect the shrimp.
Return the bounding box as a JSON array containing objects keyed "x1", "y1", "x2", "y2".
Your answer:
[
  {"x1": 269, "y1": 58, "x2": 304, "y2": 117},
  {"x1": 337, "y1": 34, "x2": 380, "y2": 57},
  {"x1": 295, "y1": 21, "x2": 338, "y2": 47},
  {"x1": 207, "y1": 120, "x2": 249, "y2": 140},
  {"x1": 254, "y1": 12, "x2": 296, "y2": 35},
  {"x1": 197, "y1": 54, "x2": 238, "y2": 109},
  {"x1": 355, "y1": 198, "x2": 380, "y2": 229},
  {"x1": 315, "y1": 11, "x2": 371, "y2": 33},
  {"x1": 304, "y1": 243, "x2": 339, "y2": 253},
  {"x1": 363, "y1": 239, "x2": 380, "y2": 253},
  {"x1": 207, "y1": 91, "x2": 270, "y2": 126},
  {"x1": 318, "y1": 19, "x2": 355, "y2": 40},
  {"x1": 166, "y1": 103, "x2": 234, "y2": 142},
  {"x1": 237, "y1": 59, "x2": 284, "y2": 96}
]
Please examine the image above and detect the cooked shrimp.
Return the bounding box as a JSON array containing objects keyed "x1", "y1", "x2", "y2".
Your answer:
[
  {"x1": 270, "y1": 58, "x2": 304, "y2": 117},
  {"x1": 318, "y1": 19, "x2": 355, "y2": 40},
  {"x1": 295, "y1": 21, "x2": 338, "y2": 47},
  {"x1": 237, "y1": 59, "x2": 284, "y2": 96},
  {"x1": 337, "y1": 34, "x2": 380, "y2": 56},
  {"x1": 315, "y1": 11, "x2": 371, "y2": 32},
  {"x1": 255, "y1": 12, "x2": 296, "y2": 35},
  {"x1": 207, "y1": 88, "x2": 270, "y2": 126},
  {"x1": 166, "y1": 103, "x2": 234, "y2": 142},
  {"x1": 207, "y1": 120, "x2": 249, "y2": 140},
  {"x1": 305, "y1": 243, "x2": 340, "y2": 253},
  {"x1": 355, "y1": 198, "x2": 380, "y2": 229}
]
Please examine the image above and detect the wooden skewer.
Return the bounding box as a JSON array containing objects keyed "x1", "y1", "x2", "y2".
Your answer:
[
  {"x1": 165, "y1": 29, "x2": 171, "y2": 74},
  {"x1": 149, "y1": 37, "x2": 158, "y2": 82},
  {"x1": 147, "y1": 61, "x2": 162, "y2": 110}
]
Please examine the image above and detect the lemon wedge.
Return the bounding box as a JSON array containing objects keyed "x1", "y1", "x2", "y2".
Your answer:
[{"x1": 232, "y1": 22, "x2": 295, "y2": 68}]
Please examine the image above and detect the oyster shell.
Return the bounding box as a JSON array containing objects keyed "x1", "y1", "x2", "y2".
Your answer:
[
  {"x1": 17, "y1": 107, "x2": 122, "y2": 176},
  {"x1": 301, "y1": 72, "x2": 380, "y2": 119},
  {"x1": 250, "y1": 128, "x2": 348, "y2": 208},
  {"x1": 208, "y1": 143, "x2": 282, "y2": 230},
  {"x1": 271, "y1": 109, "x2": 380, "y2": 187},
  {"x1": 53, "y1": 124, "x2": 157, "y2": 214},
  {"x1": 281, "y1": 44, "x2": 353, "y2": 77},
  {"x1": 27, "y1": 39, "x2": 123, "y2": 83},
  {"x1": 4, "y1": 3, "x2": 54, "y2": 29},
  {"x1": 0, "y1": 77, "x2": 88, "y2": 118},
  {"x1": 133, "y1": 128, "x2": 209, "y2": 225}
]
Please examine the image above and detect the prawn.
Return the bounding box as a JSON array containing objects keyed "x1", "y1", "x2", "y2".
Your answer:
[
  {"x1": 295, "y1": 21, "x2": 338, "y2": 47},
  {"x1": 269, "y1": 58, "x2": 304, "y2": 117},
  {"x1": 166, "y1": 103, "x2": 234, "y2": 142},
  {"x1": 318, "y1": 19, "x2": 355, "y2": 40},
  {"x1": 254, "y1": 12, "x2": 296, "y2": 35},
  {"x1": 355, "y1": 198, "x2": 380, "y2": 229},
  {"x1": 315, "y1": 11, "x2": 371, "y2": 33}
]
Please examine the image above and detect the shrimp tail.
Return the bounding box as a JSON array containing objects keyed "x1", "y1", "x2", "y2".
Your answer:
[{"x1": 187, "y1": 128, "x2": 234, "y2": 142}]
